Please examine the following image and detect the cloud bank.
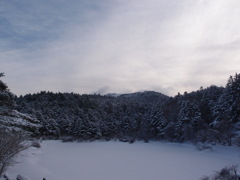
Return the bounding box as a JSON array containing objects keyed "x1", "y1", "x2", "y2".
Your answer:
[{"x1": 1, "y1": 0, "x2": 240, "y2": 96}]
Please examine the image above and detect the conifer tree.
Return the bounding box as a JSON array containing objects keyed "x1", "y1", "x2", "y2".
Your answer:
[{"x1": 0, "y1": 73, "x2": 16, "y2": 111}]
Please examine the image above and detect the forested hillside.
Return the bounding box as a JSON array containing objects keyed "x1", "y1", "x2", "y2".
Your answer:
[
  {"x1": 15, "y1": 73, "x2": 240, "y2": 145},
  {"x1": 0, "y1": 73, "x2": 40, "y2": 134}
]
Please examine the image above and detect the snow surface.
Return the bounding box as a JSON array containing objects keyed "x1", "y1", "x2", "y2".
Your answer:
[{"x1": 7, "y1": 141, "x2": 240, "y2": 180}]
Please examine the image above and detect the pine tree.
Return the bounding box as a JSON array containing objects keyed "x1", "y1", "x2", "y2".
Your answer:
[
  {"x1": 176, "y1": 100, "x2": 201, "y2": 141},
  {"x1": 0, "y1": 73, "x2": 16, "y2": 111},
  {"x1": 213, "y1": 73, "x2": 240, "y2": 123}
]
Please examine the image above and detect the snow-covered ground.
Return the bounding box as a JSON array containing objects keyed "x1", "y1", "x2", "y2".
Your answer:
[{"x1": 7, "y1": 140, "x2": 240, "y2": 180}]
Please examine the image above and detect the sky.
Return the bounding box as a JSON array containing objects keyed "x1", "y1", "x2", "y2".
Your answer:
[{"x1": 1, "y1": 0, "x2": 240, "y2": 96}]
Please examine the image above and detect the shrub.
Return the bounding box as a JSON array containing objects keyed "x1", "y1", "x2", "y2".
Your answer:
[
  {"x1": 200, "y1": 165, "x2": 240, "y2": 180},
  {"x1": 16, "y1": 174, "x2": 30, "y2": 180},
  {"x1": 31, "y1": 140, "x2": 41, "y2": 148},
  {"x1": 195, "y1": 143, "x2": 213, "y2": 151},
  {"x1": 0, "y1": 129, "x2": 29, "y2": 176}
]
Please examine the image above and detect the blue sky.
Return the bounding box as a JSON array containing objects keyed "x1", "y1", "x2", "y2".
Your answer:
[{"x1": 1, "y1": 0, "x2": 240, "y2": 96}]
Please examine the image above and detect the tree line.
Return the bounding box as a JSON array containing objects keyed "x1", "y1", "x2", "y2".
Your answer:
[{"x1": 13, "y1": 73, "x2": 240, "y2": 145}]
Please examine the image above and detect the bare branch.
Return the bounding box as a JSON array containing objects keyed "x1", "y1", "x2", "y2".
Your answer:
[{"x1": 0, "y1": 129, "x2": 30, "y2": 176}]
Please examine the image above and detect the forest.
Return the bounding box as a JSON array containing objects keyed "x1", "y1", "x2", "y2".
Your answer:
[
  {"x1": 0, "y1": 73, "x2": 239, "y2": 145},
  {"x1": 1, "y1": 73, "x2": 236, "y2": 145}
]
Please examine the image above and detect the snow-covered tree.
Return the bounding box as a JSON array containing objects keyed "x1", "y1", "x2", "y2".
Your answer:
[
  {"x1": 213, "y1": 73, "x2": 240, "y2": 123},
  {"x1": 176, "y1": 100, "x2": 202, "y2": 141},
  {"x1": 0, "y1": 73, "x2": 16, "y2": 111}
]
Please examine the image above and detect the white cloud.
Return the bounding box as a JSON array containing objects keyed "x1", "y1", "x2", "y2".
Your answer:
[{"x1": 1, "y1": 0, "x2": 240, "y2": 96}]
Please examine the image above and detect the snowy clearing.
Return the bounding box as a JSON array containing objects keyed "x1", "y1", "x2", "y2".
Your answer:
[{"x1": 7, "y1": 140, "x2": 240, "y2": 180}]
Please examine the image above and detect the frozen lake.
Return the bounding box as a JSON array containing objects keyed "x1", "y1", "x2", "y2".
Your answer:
[{"x1": 8, "y1": 140, "x2": 240, "y2": 180}]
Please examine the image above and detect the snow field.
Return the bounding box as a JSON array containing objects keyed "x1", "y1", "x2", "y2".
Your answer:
[{"x1": 8, "y1": 140, "x2": 240, "y2": 180}]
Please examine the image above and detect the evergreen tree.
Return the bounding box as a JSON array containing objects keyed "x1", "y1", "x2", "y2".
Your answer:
[
  {"x1": 176, "y1": 100, "x2": 201, "y2": 141},
  {"x1": 0, "y1": 73, "x2": 16, "y2": 111},
  {"x1": 213, "y1": 73, "x2": 240, "y2": 123}
]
